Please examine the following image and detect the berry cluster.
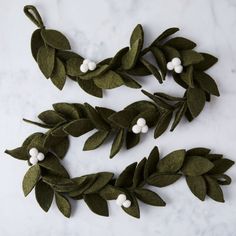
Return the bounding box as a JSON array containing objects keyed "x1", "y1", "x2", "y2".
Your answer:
[
  {"x1": 80, "y1": 59, "x2": 97, "y2": 73},
  {"x1": 167, "y1": 57, "x2": 183, "y2": 74},
  {"x1": 132, "y1": 118, "x2": 149, "y2": 134},
  {"x1": 29, "y1": 148, "x2": 45, "y2": 165},
  {"x1": 116, "y1": 194, "x2": 131, "y2": 208}
]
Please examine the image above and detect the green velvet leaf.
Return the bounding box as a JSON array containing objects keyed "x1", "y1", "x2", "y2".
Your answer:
[
  {"x1": 66, "y1": 57, "x2": 83, "y2": 76},
  {"x1": 151, "y1": 47, "x2": 167, "y2": 79},
  {"x1": 5, "y1": 146, "x2": 28, "y2": 160},
  {"x1": 147, "y1": 173, "x2": 181, "y2": 187},
  {"x1": 154, "y1": 111, "x2": 172, "y2": 138},
  {"x1": 144, "y1": 146, "x2": 159, "y2": 178},
  {"x1": 134, "y1": 189, "x2": 166, "y2": 206},
  {"x1": 79, "y1": 65, "x2": 109, "y2": 80},
  {"x1": 182, "y1": 156, "x2": 214, "y2": 176},
  {"x1": 186, "y1": 176, "x2": 206, "y2": 201},
  {"x1": 117, "y1": 72, "x2": 141, "y2": 89},
  {"x1": 165, "y1": 37, "x2": 196, "y2": 50},
  {"x1": 160, "y1": 46, "x2": 180, "y2": 61},
  {"x1": 187, "y1": 88, "x2": 206, "y2": 118},
  {"x1": 35, "y1": 180, "x2": 54, "y2": 212},
  {"x1": 109, "y1": 47, "x2": 129, "y2": 68},
  {"x1": 38, "y1": 110, "x2": 65, "y2": 125},
  {"x1": 170, "y1": 102, "x2": 187, "y2": 131},
  {"x1": 84, "y1": 194, "x2": 109, "y2": 216},
  {"x1": 49, "y1": 136, "x2": 69, "y2": 159},
  {"x1": 99, "y1": 185, "x2": 123, "y2": 200},
  {"x1": 181, "y1": 50, "x2": 204, "y2": 66},
  {"x1": 53, "y1": 103, "x2": 80, "y2": 120},
  {"x1": 51, "y1": 58, "x2": 66, "y2": 90},
  {"x1": 209, "y1": 159, "x2": 234, "y2": 174},
  {"x1": 64, "y1": 119, "x2": 94, "y2": 137},
  {"x1": 179, "y1": 66, "x2": 194, "y2": 87},
  {"x1": 133, "y1": 158, "x2": 146, "y2": 187},
  {"x1": 57, "y1": 50, "x2": 83, "y2": 62},
  {"x1": 157, "y1": 149, "x2": 186, "y2": 173},
  {"x1": 31, "y1": 29, "x2": 44, "y2": 61},
  {"x1": 130, "y1": 24, "x2": 144, "y2": 48},
  {"x1": 96, "y1": 107, "x2": 115, "y2": 124},
  {"x1": 122, "y1": 193, "x2": 140, "y2": 218},
  {"x1": 127, "y1": 60, "x2": 151, "y2": 76},
  {"x1": 110, "y1": 129, "x2": 125, "y2": 158},
  {"x1": 22, "y1": 164, "x2": 41, "y2": 196},
  {"x1": 41, "y1": 29, "x2": 71, "y2": 50},
  {"x1": 152, "y1": 27, "x2": 179, "y2": 45},
  {"x1": 205, "y1": 176, "x2": 224, "y2": 202},
  {"x1": 37, "y1": 45, "x2": 55, "y2": 78},
  {"x1": 186, "y1": 147, "x2": 211, "y2": 157},
  {"x1": 83, "y1": 130, "x2": 110, "y2": 151},
  {"x1": 126, "y1": 132, "x2": 140, "y2": 150},
  {"x1": 55, "y1": 193, "x2": 71, "y2": 217},
  {"x1": 194, "y1": 53, "x2": 218, "y2": 71}
]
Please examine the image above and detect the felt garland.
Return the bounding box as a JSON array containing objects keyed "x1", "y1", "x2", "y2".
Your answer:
[
  {"x1": 24, "y1": 5, "x2": 219, "y2": 100},
  {"x1": 5, "y1": 145, "x2": 234, "y2": 218},
  {"x1": 14, "y1": 89, "x2": 215, "y2": 158}
]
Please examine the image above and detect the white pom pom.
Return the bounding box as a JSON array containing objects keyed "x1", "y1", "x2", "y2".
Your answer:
[
  {"x1": 172, "y1": 57, "x2": 181, "y2": 66},
  {"x1": 88, "y1": 61, "x2": 97, "y2": 71},
  {"x1": 132, "y1": 125, "x2": 142, "y2": 134},
  {"x1": 141, "y1": 125, "x2": 149, "y2": 133},
  {"x1": 137, "y1": 118, "x2": 146, "y2": 127},
  {"x1": 116, "y1": 194, "x2": 127, "y2": 206},
  {"x1": 167, "y1": 62, "x2": 174, "y2": 70},
  {"x1": 37, "y1": 153, "x2": 45, "y2": 161},
  {"x1": 174, "y1": 65, "x2": 183, "y2": 74},
  {"x1": 29, "y1": 148, "x2": 38, "y2": 157},
  {"x1": 83, "y1": 59, "x2": 90, "y2": 65},
  {"x1": 80, "y1": 63, "x2": 88, "y2": 73},
  {"x1": 29, "y1": 156, "x2": 38, "y2": 165},
  {"x1": 122, "y1": 200, "x2": 131, "y2": 208}
]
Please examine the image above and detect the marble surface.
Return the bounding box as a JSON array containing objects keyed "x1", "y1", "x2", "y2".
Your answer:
[{"x1": 0, "y1": 0, "x2": 236, "y2": 235}]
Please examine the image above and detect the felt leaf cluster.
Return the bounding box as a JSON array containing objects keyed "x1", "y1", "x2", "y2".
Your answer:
[
  {"x1": 19, "y1": 91, "x2": 214, "y2": 158},
  {"x1": 24, "y1": 5, "x2": 219, "y2": 102},
  {"x1": 5, "y1": 146, "x2": 234, "y2": 218}
]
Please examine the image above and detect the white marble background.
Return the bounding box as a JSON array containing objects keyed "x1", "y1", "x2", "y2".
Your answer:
[{"x1": 0, "y1": 0, "x2": 236, "y2": 235}]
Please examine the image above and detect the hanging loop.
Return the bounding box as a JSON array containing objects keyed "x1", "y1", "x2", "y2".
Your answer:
[{"x1": 24, "y1": 5, "x2": 44, "y2": 28}]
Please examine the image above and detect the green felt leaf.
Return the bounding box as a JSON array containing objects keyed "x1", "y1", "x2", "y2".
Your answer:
[
  {"x1": 182, "y1": 156, "x2": 214, "y2": 176},
  {"x1": 79, "y1": 65, "x2": 109, "y2": 80},
  {"x1": 194, "y1": 71, "x2": 220, "y2": 96},
  {"x1": 37, "y1": 45, "x2": 55, "y2": 78},
  {"x1": 84, "y1": 172, "x2": 113, "y2": 194},
  {"x1": 160, "y1": 46, "x2": 180, "y2": 61},
  {"x1": 66, "y1": 57, "x2": 83, "y2": 76},
  {"x1": 39, "y1": 153, "x2": 69, "y2": 178},
  {"x1": 109, "y1": 47, "x2": 129, "y2": 68},
  {"x1": 157, "y1": 149, "x2": 186, "y2": 173},
  {"x1": 53, "y1": 103, "x2": 80, "y2": 120},
  {"x1": 49, "y1": 136, "x2": 69, "y2": 159},
  {"x1": 22, "y1": 164, "x2": 41, "y2": 196},
  {"x1": 154, "y1": 92, "x2": 184, "y2": 102},
  {"x1": 151, "y1": 47, "x2": 167, "y2": 79},
  {"x1": 83, "y1": 130, "x2": 110, "y2": 151},
  {"x1": 84, "y1": 103, "x2": 110, "y2": 130},
  {"x1": 209, "y1": 159, "x2": 234, "y2": 174},
  {"x1": 122, "y1": 193, "x2": 140, "y2": 218},
  {"x1": 55, "y1": 193, "x2": 71, "y2": 217},
  {"x1": 126, "y1": 132, "x2": 140, "y2": 150},
  {"x1": 144, "y1": 146, "x2": 159, "y2": 179},
  {"x1": 115, "y1": 162, "x2": 137, "y2": 187},
  {"x1": 99, "y1": 185, "x2": 123, "y2": 200},
  {"x1": 186, "y1": 176, "x2": 206, "y2": 201},
  {"x1": 77, "y1": 78, "x2": 103, "y2": 98},
  {"x1": 205, "y1": 154, "x2": 223, "y2": 161},
  {"x1": 5, "y1": 146, "x2": 28, "y2": 160},
  {"x1": 57, "y1": 50, "x2": 83, "y2": 62},
  {"x1": 109, "y1": 109, "x2": 137, "y2": 128},
  {"x1": 84, "y1": 194, "x2": 109, "y2": 216},
  {"x1": 110, "y1": 129, "x2": 125, "y2": 158},
  {"x1": 22, "y1": 132, "x2": 43, "y2": 147},
  {"x1": 117, "y1": 72, "x2": 141, "y2": 89},
  {"x1": 127, "y1": 60, "x2": 151, "y2": 76},
  {"x1": 31, "y1": 29, "x2": 44, "y2": 61},
  {"x1": 41, "y1": 29, "x2": 71, "y2": 50},
  {"x1": 51, "y1": 58, "x2": 66, "y2": 90},
  {"x1": 122, "y1": 39, "x2": 142, "y2": 70},
  {"x1": 94, "y1": 70, "x2": 124, "y2": 89},
  {"x1": 179, "y1": 66, "x2": 194, "y2": 87},
  {"x1": 64, "y1": 119, "x2": 94, "y2": 137},
  {"x1": 35, "y1": 180, "x2": 54, "y2": 212},
  {"x1": 181, "y1": 50, "x2": 204, "y2": 66},
  {"x1": 134, "y1": 189, "x2": 166, "y2": 206},
  {"x1": 140, "y1": 58, "x2": 162, "y2": 84},
  {"x1": 165, "y1": 37, "x2": 196, "y2": 50},
  {"x1": 38, "y1": 110, "x2": 65, "y2": 125},
  {"x1": 27, "y1": 134, "x2": 47, "y2": 153},
  {"x1": 125, "y1": 100, "x2": 157, "y2": 113},
  {"x1": 96, "y1": 107, "x2": 115, "y2": 124},
  {"x1": 205, "y1": 176, "x2": 224, "y2": 202},
  {"x1": 187, "y1": 88, "x2": 206, "y2": 118},
  {"x1": 194, "y1": 53, "x2": 218, "y2": 71},
  {"x1": 152, "y1": 27, "x2": 179, "y2": 45},
  {"x1": 154, "y1": 111, "x2": 173, "y2": 138},
  {"x1": 170, "y1": 102, "x2": 187, "y2": 131},
  {"x1": 186, "y1": 147, "x2": 211, "y2": 157},
  {"x1": 130, "y1": 24, "x2": 144, "y2": 48},
  {"x1": 147, "y1": 173, "x2": 181, "y2": 187},
  {"x1": 133, "y1": 158, "x2": 146, "y2": 187}
]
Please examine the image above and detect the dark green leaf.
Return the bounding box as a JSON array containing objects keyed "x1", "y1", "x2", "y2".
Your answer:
[
  {"x1": 144, "y1": 146, "x2": 159, "y2": 178},
  {"x1": 110, "y1": 47, "x2": 129, "y2": 68},
  {"x1": 49, "y1": 136, "x2": 69, "y2": 159},
  {"x1": 38, "y1": 110, "x2": 65, "y2": 125},
  {"x1": 154, "y1": 111, "x2": 173, "y2": 138},
  {"x1": 79, "y1": 65, "x2": 109, "y2": 80},
  {"x1": 51, "y1": 58, "x2": 66, "y2": 90},
  {"x1": 194, "y1": 53, "x2": 218, "y2": 71},
  {"x1": 133, "y1": 158, "x2": 146, "y2": 187},
  {"x1": 5, "y1": 146, "x2": 28, "y2": 160},
  {"x1": 186, "y1": 147, "x2": 211, "y2": 157},
  {"x1": 31, "y1": 29, "x2": 44, "y2": 61},
  {"x1": 66, "y1": 57, "x2": 83, "y2": 76},
  {"x1": 179, "y1": 66, "x2": 194, "y2": 87},
  {"x1": 122, "y1": 193, "x2": 140, "y2": 218},
  {"x1": 110, "y1": 129, "x2": 125, "y2": 158},
  {"x1": 96, "y1": 107, "x2": 115, "y2": 124},
  {"x1": 152, "y1": 27, "x2": 179, "y2": 45},
  {"x1": 209, "y1": 159, "x2": 234, "y2": 174},
  {"x1": 147, "y1": 173, "x2": 181, "y2": 187},
  {"x1": 151, "y1": 47, "x2": 167, "y2": 79},
  {"x1": 186, "y1": 176, "x2": 206, "y2": 201},
  {"x1": 117, "y1": 72, "x2": 141, "y2": 89},
  {"x1": 181, "y1": 50, "x2": 204, "y2": 66},
  {"x1": 170, "y1": 102, "x2": 187, "y2": 131},
  {"x1": 99, "y1": 185, "x2": 123, "y2": 200},
  {"x1": 55, "y1": 193, "x2": 71, "y2": 217},
  {"x1": 130, "y1": 24, "x2": 144, "y2": 48},
  {"x1": 165, "y1": 37, "x2": 196, "y2": 50},
  {"x1": 53, "y1": 103, "x2": 80, "y2": 120},
  {"x1": 126, "y1": 132, "x2": 140, "y2": 149},
  {"x1": 160, "y1": 46, "x2": 180, "y2": 61},
  {"x1": 205, "y1": 176, "x2": 224, "y2": 202}
]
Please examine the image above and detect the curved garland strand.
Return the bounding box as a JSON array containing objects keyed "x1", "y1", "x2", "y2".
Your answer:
[
  {"x1": 24, "y1": 5, "x2": 219, "y2": 100},
  {"x1": 5, "y1": 145, "x2": 234, "y2": 218}
]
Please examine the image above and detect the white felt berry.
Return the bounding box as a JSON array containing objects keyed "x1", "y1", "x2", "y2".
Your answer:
[
  {"x1": 132, "y1": 124, "x2": 142, "y2": 134},
  {"x1": 37, "y1": 153, "x2": 45, "y2": 161},
  {"x1": 172, "y1": 57, "x2": 181, "y2": 66},
  {"x1": 122, "y1": 200, "x2": 131, "y2": 208},
  {"x1": 29, "y1": 156, "x2": 38, "y2": 165},
  {"x1": 116, "y1": 194, "x2": 127, "y2": 206},
  {"x1": 141, "y1": 125, "x2": 149, "y2": 133},
  {"x1": 80, "y1": 63, "x2": 89, "y2": 73},
  {"x1": 83, "y1": 59, "x2": 90, "y2": 65},
  {"x1": 174, "y1": 65, "x2": 183, "y2": 74},
  {"x1": 137, "y1": 118, "x2": 146, "y2": 127},
  {"x1": 167, "y1": 62, "x2": 174, "y2": 70},
  {"x1": 29, "y1": 148, "x2": 38, "y2": 157},
  {"x1": 88, "y1": 61, "x2": 97, "y2": 71}
]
